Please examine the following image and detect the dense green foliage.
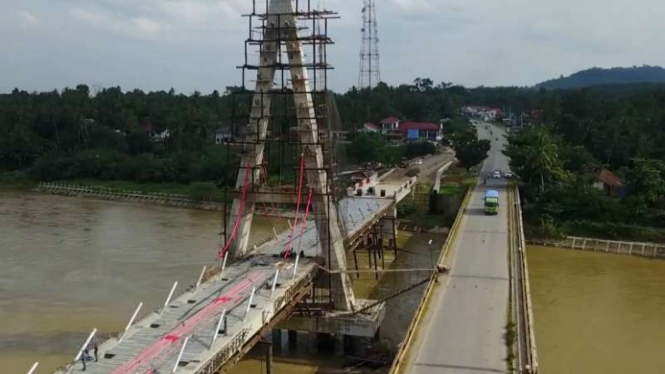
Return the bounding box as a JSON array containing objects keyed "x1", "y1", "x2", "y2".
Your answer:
[
  {"x1": 0, "y1": 85, "x2": 234, "y2": 184},
  {"x1": 348, "y1": 133, "x2": 437, "y2": 166},
  {"x1": 500, "y1": 82, "x2": 665, "y2": 241},
  {"x1": 537, "y1": 65, "x2": 665, "y2": 89},
  {"x1": 449, "y1": 127, "x2": 491, "y2": 172},
  {"x1": 0, "y1": 80, "x2": 513, "y2": 184},
  {"x1": 335, "y1": 80, "x2": 545, "y2": 130}
]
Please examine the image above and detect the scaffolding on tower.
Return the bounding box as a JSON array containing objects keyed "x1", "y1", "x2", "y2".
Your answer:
[{"x1": 222, "y1": 0, "x2": 356, "y2": 312}]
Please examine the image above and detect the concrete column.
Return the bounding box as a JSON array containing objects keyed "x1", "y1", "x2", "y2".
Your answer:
[
  {"x1": 343, "y1": 335, "x2": 355, "y2": 356},
  {"x1": 308, "y1": 332, "x2": 319, "y2": 354},
  {"x1": 265, "y1": 341, "x2": 273, "y2": 374},
  {"x1": 287, "y1": 330, "x2": 298, "y2": 350},
  {"x1": 272, "y1": 329, "x2": 282, "y2": 353},
  {"x1": 317, "y1": 333, "x2": 335, "y2": 352},
  {"x1": 334, "y1": 334, "x2": 345, "y2": 356}
]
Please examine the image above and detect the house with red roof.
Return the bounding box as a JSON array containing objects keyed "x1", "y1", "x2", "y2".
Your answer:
[
  {"x1": 398, "y1": 121, "x2": 442, "y2": 142},
  {"x1": 592, "y1": 169, "x2": 626, "y2": 197}
]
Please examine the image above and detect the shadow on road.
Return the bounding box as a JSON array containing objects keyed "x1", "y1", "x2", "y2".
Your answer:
[{"x1": 464, "y1": 208, "x2": 488, "y2": 216}]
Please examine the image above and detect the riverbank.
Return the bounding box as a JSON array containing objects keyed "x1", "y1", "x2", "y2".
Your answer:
[
  {"x1": 0, "y1": 171, "x2": 34, "y2": 191},
  {"x1": 0, "y1": 172, "x2": 227, "y2": 200},
  {"x1": 34, "y1": 182, "x2": 228, "y2": 212}
]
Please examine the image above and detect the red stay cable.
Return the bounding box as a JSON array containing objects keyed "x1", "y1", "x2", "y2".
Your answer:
[
  {"x1": 294, "y1": 188, "x2": 314, "y2": 254},
  {"x1": 284, "y1": 153, "x2": 306, "y2": 258},
  {"x1": 217, "y1": 160, "x2": 251, "y2": 259}
]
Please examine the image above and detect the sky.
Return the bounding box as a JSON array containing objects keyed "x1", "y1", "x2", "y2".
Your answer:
[{"x1": 2, "y1": 0, "x2": 665, "y2": 94}]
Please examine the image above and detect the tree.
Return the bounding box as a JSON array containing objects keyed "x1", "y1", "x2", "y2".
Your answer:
[
  {"x1": 504, "y1": 126, "x2": 569, "y2": 195},
  {"x1": 405, "y1": 141, "x2": 436, "y2": 158},
  {"x1": 450, "y1": 128, "x2": 491, "y2": 172},
  {"x1": 625, "y1": 158, "x2": 665, "y2": 204},
  {"x1": 349, "y1": 133, "x2": 386, "y2": 163}
]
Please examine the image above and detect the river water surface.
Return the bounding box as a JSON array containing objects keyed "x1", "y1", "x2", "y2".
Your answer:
[
  {"x1": 0, "y1": 191, "x2": 283, "y2": 373},
  {"x1": 528, "y1": 246, "x2": 665, "y2": 374}
]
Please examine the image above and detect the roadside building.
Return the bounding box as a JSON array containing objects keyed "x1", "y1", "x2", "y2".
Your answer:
[
  {"x1": 145, "y1": 123, "x2": 171, "y2": 143},
  {"x1": 592, "y1": 169, "x2": 626, "y2": 197},
  {"x1": 379, "y1": 116, "x2": 401, "y2": 134},
  {"x1": 397, "y1": 121, "x2": 442, "y2": 142},
  {"x1": 213, "y1": 125, "x2": 245, "y2": 145},
  {"x1": 358, "y1": 122, "x2": 381, "y2": 133}
]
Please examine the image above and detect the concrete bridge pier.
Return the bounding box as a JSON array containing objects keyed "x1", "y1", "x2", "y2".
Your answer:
[
  {"x1": 308, "y1": 332, "x2": 319, "y2": 354},
  {"x1": 271, "y1": 329, "x2": 282, "y2": 353},
  {"x1": 257, "y1": 340, "x2": 274, "y2": 374},
  {"x1": 287, "y1": 330, "x2": 298, "y2": 349},
  {"x1": 381, "y1": 207, "x2": 398, "y2": 255},
  {"x1": 334, "y1": 334, "x2": 358, "y2": 356},
  {"x1": 335, "y1": 334, "x2": 345, "y2": 356}
]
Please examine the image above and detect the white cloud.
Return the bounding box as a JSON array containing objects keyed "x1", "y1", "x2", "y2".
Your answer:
[
  {"x1": 17, "y1": 10, "x2": 40, "y2": 28},
  {"x1": 133, "y1": 17, "x2": 161, "y2": 35},
  {"x1": 154, "y1": 0, "x2": 245, "y2": 31},
  {"x1": 69, "y1": 7, "x2": 108, "y2": 26},
  {"x1": 69, "y1": 7, "x2": 163, "y2": 40},
  {"x1": 390, "y1": 0, "x2": 433, "y2": 15}
]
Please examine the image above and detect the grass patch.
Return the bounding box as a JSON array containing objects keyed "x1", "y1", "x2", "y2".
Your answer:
[
  {"x1": 504, "y1": 321, "x2": 516, "y2": 373},
  {"x1": 526, "y1": 219, "x2": 665, "y2": 243},
  {"x1": 0, "y1": 171, "x2": 34, "y2": 191},
  {"x1": 438, "y1": 182, "x2": 466, "y2": 196},
  {"x1": 439, "y1": 162, "x2": 478, "y2": 188}
]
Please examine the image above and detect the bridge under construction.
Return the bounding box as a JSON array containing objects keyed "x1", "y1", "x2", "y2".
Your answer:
[{"x1": 52, "y1": 0, "x2": 418, "y2": 373}]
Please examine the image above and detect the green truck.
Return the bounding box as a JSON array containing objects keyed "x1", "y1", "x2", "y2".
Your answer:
[{"x1": 484, "y1": 189, "x2": 499, "y2": 215}]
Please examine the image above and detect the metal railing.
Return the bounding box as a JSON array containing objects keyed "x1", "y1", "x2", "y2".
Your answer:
[
  {"x1": 511, "y1": 186, "x2": 539, "y2": 374},
  {"x1": 196, "y1": 328, "x2": 250, "y2": 374},
  {"x1": 34, "y1": 183, "x2": 226, "y2": 210},
  {"x1": 528, "y1": 236, "x2": 665, "y2": 259}
]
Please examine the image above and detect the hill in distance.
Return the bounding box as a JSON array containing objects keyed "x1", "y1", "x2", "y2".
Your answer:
[{"x1": 536, "y1": 65, "x2": 665, "y2": 89}]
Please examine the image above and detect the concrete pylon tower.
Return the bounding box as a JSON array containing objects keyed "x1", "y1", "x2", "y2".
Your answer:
[{"x1": 225, "y1": 0, "x2": 356, "y2": 312}]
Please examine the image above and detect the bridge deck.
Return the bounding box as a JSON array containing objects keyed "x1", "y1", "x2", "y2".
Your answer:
[{"x1": 54, "y1": 196, "x2": 398, "y2": 374}]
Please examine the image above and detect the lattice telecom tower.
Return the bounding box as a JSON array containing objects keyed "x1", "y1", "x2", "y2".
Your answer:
[
  {"x1": 222, "y1": 0, "x2": 356, "y2": 312},
  {"x1": 358, "y1": 0, "x2": 380, "y2": 89}
]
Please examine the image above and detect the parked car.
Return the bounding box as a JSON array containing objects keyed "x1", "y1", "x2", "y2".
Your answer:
[
  {"x1": 493, "y1": 170, "x2": 501, "y2": 179},
  {"x1": 504, "y1": 171, "x2": 513, "y2": 179},
  {"x1": 415, "y1": 159, "x2": 423, "y2": 165}
]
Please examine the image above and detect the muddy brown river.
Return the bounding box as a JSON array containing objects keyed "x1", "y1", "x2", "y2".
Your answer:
[{"x1": 528, "y1": 246, "x2": 665, "y2": 374}]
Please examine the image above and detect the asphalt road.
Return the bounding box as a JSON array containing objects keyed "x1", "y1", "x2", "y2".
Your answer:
[
  {"x1": 383, "y1": 152, "x2": 456, "y2": 184},
  {"x1": 404, "y1": 122, "x2": 511, "y2": 374}
]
